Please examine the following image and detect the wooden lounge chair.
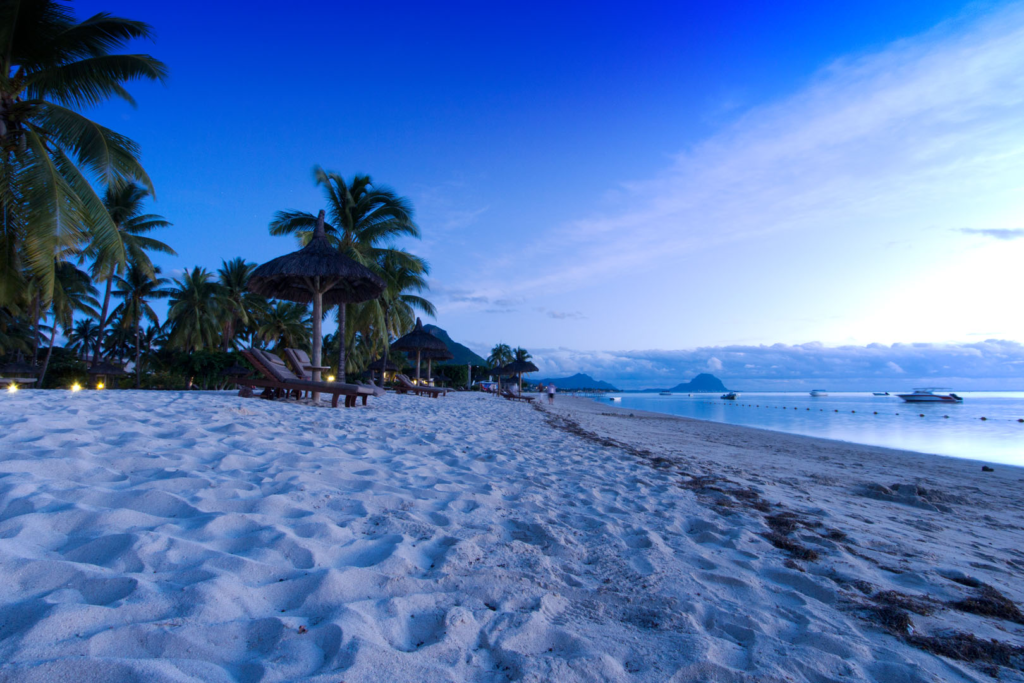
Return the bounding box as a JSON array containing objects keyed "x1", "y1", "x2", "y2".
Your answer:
[
  {"x1": 395, "y1": 373, "x2": 446, "y2": 398},
  {"x1": 238, "y1": 349, "x2": 372, "y2": 408},
  {"x1": 284, "y1": 347, "x2": 385, "y2": 399},
  {"x1": 0, "y1": 377, "x2": 37, "y2": 387},
  {"x1": 501, "y1": 388, "x2": 534, "y2": 403}
]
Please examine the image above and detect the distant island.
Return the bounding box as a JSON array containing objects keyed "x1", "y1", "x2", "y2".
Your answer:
[
  {"x1": 533, "y1": 373, "x2": 619, "y2": 391},
  {"x1": 641, "y1": 373, "x2": 729, "y2": 393}
]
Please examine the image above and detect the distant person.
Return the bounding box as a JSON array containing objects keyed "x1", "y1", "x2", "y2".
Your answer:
[{"x1": 547, "y1": 383, "x2": 556, "y2": 404}]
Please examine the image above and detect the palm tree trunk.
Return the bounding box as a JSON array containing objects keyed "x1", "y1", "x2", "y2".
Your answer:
[
  {"x1": 92, "y1": 274, "x2": 113, "y2": 367},
  {"x1": 31, "y1": 295, "x2": 41, "y2": 365},
  {"x1": 415, "y1": 349, "x2": 422, "y2": 382},
  {"x1": 336, "y1": 303, "x2": 346, "y2": 382},
  {"x1": 38, "y1": 320, "x2": 58, "y2": 387},
  {"x1": 134, "y1": 313, "x2": 142, "y2": 389},
  {"x1": 311, "y1": 287, "x2": 323, "y2": 402},
  {"x1": 379, "y1": 309, "x2": 390, "y2": 388}
]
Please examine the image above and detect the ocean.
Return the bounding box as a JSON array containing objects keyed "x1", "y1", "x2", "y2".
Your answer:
[{"x1": 597, "y1": 391, "x2": 1024, "y2": 466}]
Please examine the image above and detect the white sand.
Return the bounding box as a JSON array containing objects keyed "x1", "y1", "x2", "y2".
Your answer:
[{"x1": 0, "y1": 390, "x2": 1022, "y2": 682}]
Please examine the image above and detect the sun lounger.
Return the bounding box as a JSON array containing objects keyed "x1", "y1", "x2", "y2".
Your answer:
[
  {"x1": 501, "y1": 388, "x2": 534, "y2": 403},
  {"x1": 238, "y1": 349, "x2": 374, "y2": 408},
  {"x1": 283, "y1": 348, "x2": 386, "y2": 399},
  {"x1": 0, "y1": 377, "x2": 37, "y2": 386},
  {"x1": 283, "y1": 347, "x2": 332, "y2": 382},
  {"x1": 395, "y1": 373, "x2": 446, "y2": 398}
]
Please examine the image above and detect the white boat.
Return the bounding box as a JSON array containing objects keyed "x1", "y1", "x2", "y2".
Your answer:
[
  {"x1": 809, "y1": 389, "x2": 828, "y2": 397},
  {"x1": 897, "y1": 388, "x2": 963, "y2": 403},
  {"x1": 721, "y1": 392, "x2": 738, "y2": 400},
  {"x1": 609, "y1": 396, "x2": 621, "y2": 402}
]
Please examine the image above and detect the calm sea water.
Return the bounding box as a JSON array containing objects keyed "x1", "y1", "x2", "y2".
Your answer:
[{"x1": 598, "y1": 392, "x2": 1024, "y2": 466}]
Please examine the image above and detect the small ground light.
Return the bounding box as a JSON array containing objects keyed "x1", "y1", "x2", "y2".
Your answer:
[
  {"x1": 71, "y1": 383, "x2": 82, "y2": 392},
  {"x1": 97, "y1": 382, "x2": 105, "y2": 390},
  {"x1": 7, "y1": 383, "x2": 17, "y2": 393},
  {"x1": 327, "y1": 375, "x2": 335, "y2": 382}
]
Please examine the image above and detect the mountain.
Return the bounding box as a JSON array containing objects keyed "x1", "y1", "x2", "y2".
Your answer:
[
  {"x1": 669, "y1": 373, "x2": 728, "y2": 393},
  {"x1": 423, "y1": 324, "x2": 488, "y2": 366},
  {"x1": 533, "y1": 373, "x2": 619, "y2": 391}
]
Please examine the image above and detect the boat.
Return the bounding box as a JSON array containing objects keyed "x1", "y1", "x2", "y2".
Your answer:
[
  {"x1": 897, "y1": 389, "x2": 963, "y2": 403},
  {"x1": 609, "y1": 396, "x2": 621, "y2": 402},
  {"x1": 720, "y1": 392, "x2": 738, "y2": 400},
  {"x1": 873, "y1": 392, "x2": 890, "y2": 396},
  {"x1": 659, "y1": 391, "x2": 672, "y2": 396},
  {"x1": 809, "y1": 389, "x2": 828, "y2": 397}
]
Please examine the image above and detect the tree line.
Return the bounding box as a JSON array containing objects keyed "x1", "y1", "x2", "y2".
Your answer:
[{"x1": 0, "y1": 1, "x2": 435, "y2": 389}]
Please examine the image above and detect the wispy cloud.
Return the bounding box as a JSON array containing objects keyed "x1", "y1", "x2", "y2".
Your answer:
[
  {"x1": 958, "y1": 228, "x2": 1024, "y2": 240},
  {"x1": 448, "y1": 4, "x2": 1024, "y2": 306},
  {"x1": 530, "y1": 340, "x2": 1024, "y2": 390}
]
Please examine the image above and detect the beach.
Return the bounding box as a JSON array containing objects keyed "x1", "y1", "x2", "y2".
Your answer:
[{"x1": 1, "y1": 390, "x2": 1022, "y2": 682}]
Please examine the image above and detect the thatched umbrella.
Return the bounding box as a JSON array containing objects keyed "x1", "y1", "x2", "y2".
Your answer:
[
  {"x1": 503, "y1": 359, "x2": 539, "y2": 394},
  {"x1": 413, "y1": 345, "x2": 454, "y2": 385},
  {"x1": 485, "y1": 363, "x2": 512, "y2": 393},
  {"x1": 87, "y1": 361, "x2": 127, "y2": 388},
  {"x1": 248, "y1": 210, "x2": 385, "y2": 392},
  {"x1": 1, "y1": 358, "x2": 37, "y2": 377},
  {"x1": 366, "y1": 356, "x2": 400, "y2": 385},
  {"x1": 391, "y1": 318, "x2": 447, "y2": 382}
]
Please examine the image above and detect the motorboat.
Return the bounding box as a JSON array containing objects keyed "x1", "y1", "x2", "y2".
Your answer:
[
  {"x1": 659, "y1": 391, "x2": 672, "y2": 396},
  {"x1": 873, "y1": 392, "x2": 890, "y2": 396},
  {"x1": 809, "y1": 389, "x2": 828, "y2": 397},
  {"x1": 897, "y1": 389, "x2": 963, "y2": 403},
  {"x1": 609, "y1": 396, "x2": 621, "y2": 402},
  {"x1": 720, "y1": 392, "x2": 738, "y2": 400}
]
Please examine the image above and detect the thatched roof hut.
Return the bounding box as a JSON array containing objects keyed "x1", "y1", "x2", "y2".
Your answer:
[
  {"x1": 391, "y1": 318, "x2": 448, "y2": 381},
  {"x1": 248, "y1": 210, "x2": 385, "y2": 388}
]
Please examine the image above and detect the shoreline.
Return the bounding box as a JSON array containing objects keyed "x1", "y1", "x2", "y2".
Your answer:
[
  {"x1": 571, "y1": 391, "x2": 1024, "y2": 467},
  {"x1": 1, "y1": 390, "x2": 1022, "y2": 681},
  {"x1": 564, "y1": 393, "x2": 1022, "y2": 471}
]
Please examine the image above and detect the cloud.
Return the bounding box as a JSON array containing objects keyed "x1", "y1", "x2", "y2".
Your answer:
[
  {"x1": 528, "y1": 340, "x2": 1024, "y2": 390},
  {"x1": 957, "y1": 228, "x2": 1024, "y2": 240},
  {"x1": 546, "y1": 310, "x2": 586, "y2": 320},
  {"x1": 706, "y1": 357, "x2": 723, "y2": 371},
  {"x1": 534, "y1": 307, "x2": 587, "y2": 320},
  {"x1": 453, "y1": 4, "x2": 1024, "y2": 302}
]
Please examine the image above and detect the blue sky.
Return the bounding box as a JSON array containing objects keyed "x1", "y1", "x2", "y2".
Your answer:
[{"x1": 77, "y1": 0, "x2": 1024, "y2": 388}]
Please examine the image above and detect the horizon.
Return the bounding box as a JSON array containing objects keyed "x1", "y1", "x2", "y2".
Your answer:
[{"x1": 67, "y1": 0, "x2": 1024, "y2": 387}]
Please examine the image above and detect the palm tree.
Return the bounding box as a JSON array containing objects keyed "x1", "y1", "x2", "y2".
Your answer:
[
  {"x1": 138, "y1": 323, "x2": 161, "y2": 363},
  {"x1": 66, "y1": 317, "x2": 100, "y2": 358},
  {"x1": 269, "y1": 167, "x2": 420, "y2": 379},
  {"x1": 166, "y1": 267, "x2": 224, "y2": 353},
  {"x1": 111, "y1": 264, "x2": 170, "y2": 386},
  {"x1": 0, "y1": 307, "x2": 32, "y2": 357},
  {"x1": 38, "y1": 262, "x2": 99, "y2": 384},
  {"x1": 0, "y1": 1, "x2": 168, "y2": 306},
  {"x1": 371, "y1": 250, "x2": 434, "y2": 386},
  {"x1": 216, "y1": 257, "x2": 264, "y2": 351},
  {"x1": 514, "y1": 347, "x2": 532, "y2": 362},
  {"x1": 102, "y1": 311, "x2": 132, "y2": 363},
  {"x1": 488, "y1": 343, "x2": 513, "y2": 368},
  {"x1": 256, "y1": 301, "x2": 310, "y2": 352},
  {"x1": 88, "y1": 181, "x2": 174, "y2": 367}
]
